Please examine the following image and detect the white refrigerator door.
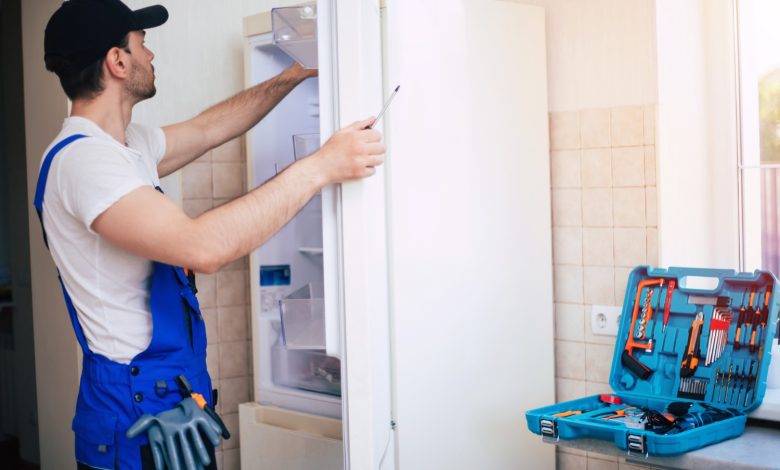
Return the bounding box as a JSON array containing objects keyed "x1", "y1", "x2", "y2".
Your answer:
[
  {"x1": 384, "y1": 1, "x2": 555, "y2": 468},
  {"x1": 326, "y1": 0, "x2": 395, "y2": 468}
]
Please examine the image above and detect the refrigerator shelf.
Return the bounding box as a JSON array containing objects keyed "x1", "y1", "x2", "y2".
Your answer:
[
  {"x1": 293, "y1": 133, "x2": 320, "y2": 160},
  {"x1": 298, "y1": 247, "x2": 324, "y2": 255},
  {"x1": 271, "y1": 4, "x2": 318, "y2": 69}
]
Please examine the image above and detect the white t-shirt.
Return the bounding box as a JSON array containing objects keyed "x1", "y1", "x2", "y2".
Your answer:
[{"x1": 40, "y1": 116, "x2": 166, "y2": 364}]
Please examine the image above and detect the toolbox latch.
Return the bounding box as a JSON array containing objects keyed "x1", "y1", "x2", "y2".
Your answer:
[
  {"x1": 539, "y1": 418, "x2": 558, "y2": 440},
  {"x1": 626, "y1": 433, "x2": 647, "y2": 457}
]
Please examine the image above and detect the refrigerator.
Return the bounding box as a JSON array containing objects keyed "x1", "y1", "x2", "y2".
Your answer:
[{"x1": 239, "y1": 1, "x2": 556, "y2": 468}]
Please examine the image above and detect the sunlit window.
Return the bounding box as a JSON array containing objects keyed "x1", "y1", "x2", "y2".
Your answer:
[{"x1": 737, "y1": 0, "x2": 780, "y2": 274}]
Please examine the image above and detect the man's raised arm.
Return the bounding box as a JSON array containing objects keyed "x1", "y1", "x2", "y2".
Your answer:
[
  {"x1": 95, "y1": 118, "x2": 384, "y2": 273},
  {"x1": 157, "y1": 63, "x2": 317, "y2": 177}
]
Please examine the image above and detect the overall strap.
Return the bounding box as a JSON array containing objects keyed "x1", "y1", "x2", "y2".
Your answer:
[
  {"x1": 33, "y1": 134, "x2": 92, "y2": 353},
  {"x1": 34, "y1": 134, "x2": 88, "y2": 246}
]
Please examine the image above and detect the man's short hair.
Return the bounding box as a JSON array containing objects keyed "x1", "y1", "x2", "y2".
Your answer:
[{"x1": 45, "y1": 34, "x2": 130, "y2": 101}]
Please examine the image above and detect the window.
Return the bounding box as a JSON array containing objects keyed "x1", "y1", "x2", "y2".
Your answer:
[{"x1": 737, "y1": 0, "x2": 780, "y2": 274}]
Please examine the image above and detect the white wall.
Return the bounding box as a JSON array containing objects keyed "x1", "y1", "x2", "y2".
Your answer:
[
  {"x1": 128, "y1": 0, "x2": 301, "y2": 126},
  {"x1": 520, "y1": 0, "x2": 657, "y2": 111}
]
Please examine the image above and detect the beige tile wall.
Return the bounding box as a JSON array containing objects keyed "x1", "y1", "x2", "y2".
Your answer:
[
  {"x1": 549, "y1": 105, "x2": 660, "y2": 470},
  {"x1": 182, "y1": 137, "x2": 249, "y2": 469}
]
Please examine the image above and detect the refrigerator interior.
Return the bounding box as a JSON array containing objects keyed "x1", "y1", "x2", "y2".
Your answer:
[{"x1": 246, "y1": 30, "x2": 341, "y2": 420}]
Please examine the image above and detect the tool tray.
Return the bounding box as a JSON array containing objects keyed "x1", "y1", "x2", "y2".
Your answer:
[{"x1": 526, "y1": 266, "x2": 780, "y2": 456}]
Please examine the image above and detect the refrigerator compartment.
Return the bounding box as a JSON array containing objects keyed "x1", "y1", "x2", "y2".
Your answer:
[
  {"x1": 271, "y1": 340, "x2": 341, "y2": 396},
  {"x1": 272, "y1": 4, "x2": 318, "y2": 69},
  {"x1": 279, "y1": 284, "x2": 325, "y2": 350},
  {"x1": 293, "y1": 133, "x2": 321, "y2": 160},
  {"x1": 272, "y1": 133, "x2": 321, "y2": 176},
  {"x1": 296, "y1": 193, "x2": 323, "y2": 254}
]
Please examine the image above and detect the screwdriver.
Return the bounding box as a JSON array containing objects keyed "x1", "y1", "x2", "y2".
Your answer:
[
  {"x1": 367, "y1": 85, "x2": 400, "y2": 129},
  {"x1": 734, "y1": 290, "x2": 750, "y2": 350},
  {"x1": 743, "y1": 289, "x2": 757, "y2": 351},
  {"x1": 751, "y1": 288, "x2": 771, "y2": 354},
  {"x1": 662, "y1": 280, "x2": 677, "y2": 333}
]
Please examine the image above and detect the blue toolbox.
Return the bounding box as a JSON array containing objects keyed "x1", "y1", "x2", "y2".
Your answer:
[{"x1": 526, "y1": 266, "x2": 780, "y2": 455}]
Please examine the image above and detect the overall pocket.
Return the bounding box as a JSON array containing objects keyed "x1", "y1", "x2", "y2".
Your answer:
[{"x1": 72, "y1": 410, "x2": 118, "y2": 469}]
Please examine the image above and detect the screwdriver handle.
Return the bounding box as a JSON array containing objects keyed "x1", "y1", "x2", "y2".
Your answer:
[{"x1": 663, "y1": 280, "x2": 676, "y2": 329}]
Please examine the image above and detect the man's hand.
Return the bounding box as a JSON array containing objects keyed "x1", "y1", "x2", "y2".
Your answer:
[
  {"x1": 284, "y1": 62, "x2": 318, "y2": 81},
  {"x1": 307, "y1": 117, "x2": 386, "y2": 184}
]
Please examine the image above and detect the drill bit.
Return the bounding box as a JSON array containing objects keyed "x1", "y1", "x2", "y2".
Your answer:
[
  {"x1": 745, "y1": 360, "x2": 757, "y2": 407},
  {"x1": 729, "y1": 365, "x2": 741, "y2": 404},
  {"x1": 736, "y1": 371, "x2": 745, "y2": 406},
  {"x1": 722, "y1": 364, "x2": 733, "y2": 403},
  {"x1": 713, "y1": 368, "x2": 721, "y2": 401}
]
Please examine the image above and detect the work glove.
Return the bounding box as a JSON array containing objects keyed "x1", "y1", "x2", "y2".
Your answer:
[{"x1": 126, "y1": 397, "x2": 225, "y2": 470}]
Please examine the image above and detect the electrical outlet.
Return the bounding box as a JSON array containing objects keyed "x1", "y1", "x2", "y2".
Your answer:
[{"x1": 591, "y1": 305, "x2": 621, "y2": 336}]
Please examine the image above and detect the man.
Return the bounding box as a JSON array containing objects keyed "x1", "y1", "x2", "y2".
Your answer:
[{"x1": 37, "y1": 1, "x2": 384, "y2": 469}]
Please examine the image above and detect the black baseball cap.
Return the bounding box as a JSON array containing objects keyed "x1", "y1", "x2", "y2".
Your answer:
[{"x1": 44, "y1": 0, "x2": 168, "y2": 73}]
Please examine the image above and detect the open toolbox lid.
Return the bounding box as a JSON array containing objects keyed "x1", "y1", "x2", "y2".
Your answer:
[{"x1": 610, "y1": 266, "x2": 780, "y2": 412}]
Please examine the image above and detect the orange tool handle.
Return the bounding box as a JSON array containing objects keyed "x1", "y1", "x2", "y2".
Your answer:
[
  {"x1": 762, "y1": 289, "x2": 772, "y2": 326},
  {"x1": 601, "y1": 407, "x2": 636, "y2": 420},
  {"x1": 191, "y1": 392, "x2": 207, "y2": 410},
  {"x1": 686, "y1": 317, "x2": 702, "y2": 356},
  {"x1": 681, "y1": 314, "x2": 703, "y2": 375}
]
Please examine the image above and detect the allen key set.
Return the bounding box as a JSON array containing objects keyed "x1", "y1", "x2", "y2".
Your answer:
[
  {"x1": 705, "y1": 308, "x2": 732, "y2": 366},
  {"x1": 528, "y1": 266, "x2": 780, "y2": 456}
]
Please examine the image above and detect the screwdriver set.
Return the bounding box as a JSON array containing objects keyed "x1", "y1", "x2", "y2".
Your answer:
[{"x1": 527, "y1": 266, "x2": 780, "y2": 456}]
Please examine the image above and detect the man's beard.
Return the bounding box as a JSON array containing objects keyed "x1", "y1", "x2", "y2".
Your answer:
[{"x1": 126, "y1": 61, "x2": 156, "y2": 102}]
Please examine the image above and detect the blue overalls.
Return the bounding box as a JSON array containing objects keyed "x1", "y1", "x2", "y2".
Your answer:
[{"x1": 34, "y1": 135, "x2": 213, "y2": 469}]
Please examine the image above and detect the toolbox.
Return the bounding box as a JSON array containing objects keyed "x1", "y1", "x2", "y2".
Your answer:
[{"x1": 526, "y1": 266, "x2": 780, "y2": 456}]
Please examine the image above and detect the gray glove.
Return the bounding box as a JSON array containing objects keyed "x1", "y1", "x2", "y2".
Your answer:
[{"x1": 126, "y1": 397, "x2": 223, "y2": 470}]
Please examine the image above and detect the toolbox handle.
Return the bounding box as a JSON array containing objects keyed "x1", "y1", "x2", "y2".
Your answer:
[
  {"x1": 660, "y1": 267, "x2": 737, "y2": 278},
  {"x1": 677, "y1": 275, "x2": 722, "y2": 293}
]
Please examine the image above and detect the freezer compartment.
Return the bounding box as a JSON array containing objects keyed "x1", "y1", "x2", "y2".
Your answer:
[
  {"x1": 272, "y1": 4, "x2": 318, "y2": 69},
  {"x1": 271, "y1": 338, "x2": 341, "y2": 396},
  {"x1": 239, "y1": 403, "x2": 342, "y2": 470}
]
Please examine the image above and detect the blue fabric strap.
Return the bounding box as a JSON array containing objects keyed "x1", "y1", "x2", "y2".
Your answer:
[
  {"x1": 33, "y1": 134, "x2": 87, "y2": 249},
  {"x1": 32, "y1": 134, "x2": 92, "y2": 353},
  {"x1": 33, "y1": 134, "x2": 87, "y2": 213}
]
